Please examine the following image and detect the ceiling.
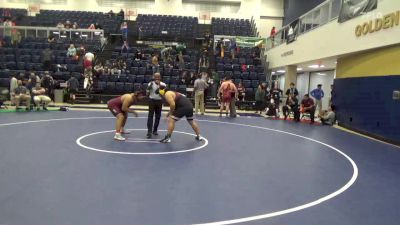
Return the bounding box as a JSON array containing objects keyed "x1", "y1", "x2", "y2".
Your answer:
[{"x1": 271, "y1": 57, "x2": 337, "y2": 75}]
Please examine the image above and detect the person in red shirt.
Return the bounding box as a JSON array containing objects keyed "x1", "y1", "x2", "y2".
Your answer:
[
  {"x1": 300, "y1": 94, "x2": 316, "y2": 124},
  {"x1": 270, "y1": 26, "x2": 276, "y2": 47}
]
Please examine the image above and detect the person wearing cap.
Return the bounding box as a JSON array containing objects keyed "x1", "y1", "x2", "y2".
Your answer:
[
  {"x1": 107, "y1": 93, "x2": 140, "y2": 141},
  {"x1": 157, "y1": 86, "x2": 203, "y2": 143},
  {"x1": 146, "y1": 73, "x2": 166, "y2": 139},
  {"x1": 310, "y1": 84, "x2": 324, "y2": 114}
]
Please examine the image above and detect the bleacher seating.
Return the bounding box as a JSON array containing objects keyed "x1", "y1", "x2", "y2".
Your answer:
[
  {"x1": 136, "y1": 14, "x2": 198, "y2": 40},
  {"x1": 212, "y1": 18, "x2": 254, "y2": 36}
]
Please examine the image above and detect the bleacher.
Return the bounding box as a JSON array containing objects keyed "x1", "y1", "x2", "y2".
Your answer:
[
  {"x1": 94, "y1": 46, "x2": 200, "y2": 95},
  {"x1": 215, "y1": 47, "x2": 265, "y2": 100},
  {"x1": 212, "y1": 18, "x2": 254, "y2": 37},
  {"x1": 136, "y1": 14, "x2": 198, "y2": 40},
  {"x1": 29, "y1": 10, "x2": 122, "y2": 34},
  {"x1": 0, "y1": 8, "x2": 27, "y2": 19}
]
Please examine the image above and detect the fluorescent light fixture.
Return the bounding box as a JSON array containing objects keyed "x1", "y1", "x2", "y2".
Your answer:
[
  {"x1": 308, "y1": 64, "x2": 325, "y2": 68},
  {"x1": 277, "y1": 70, "x2": 285, "y2": 73},
  {"x1": 271, "y1": 72, "x2": 276, "y2": 75},
  {"x1": 297, "y1": 68, "x2": 303, "y2": 71},
  {"x1": 317, "y1": 73, "x2": 326, "y2": 76}
]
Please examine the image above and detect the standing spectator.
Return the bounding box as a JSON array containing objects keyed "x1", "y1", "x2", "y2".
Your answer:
[
  {"x1": 310, "y1": 84, "x2": 324, "y2": 114},
  {"x1": 27, "y1": 72, "x2": 41, "y2": 91},
  {"x1": 85, "y1": 52, "x2": 95, "y2": 62},
  {"x1": 229, "y1": 39, "x2": 237, "y2": 59},
  {"x1": 177, "y1": 54, "x2": 185, "y2": 71},
  {"x1": 32, "y1": 84, "x2": 51, "y2": 110},
  {"x1": 270, "y1": 86, "x2": 283, "y2": 108},
  {"x1": 151, "y1": 53, "x2": 160, "y2": 74},
  {"x1": 237, "y1": 81, "x2": 246, "y2": 102},
  {"x1": 203, "y1": 31, "x2": 211, "y2": 48},
  {"x1": 146, "y1": 73, "x2": 165, "y2": 138},
  {"x1": 255, "y1": 83, "x2": 266, "y2": 114},
  {"x1": 282, "y1": 95, "x2": 300, "y2": 121},
  {"x1": 67, "y1": 75, "x2": 79, "y2": 104},
  {"x1": 3, "y1": 19, "x2": 13, "y2": 38},
  {"x1": 270, "y1": 26, "x2": 276, "y2": 46},
  {"x1": 118, "y1": 9, "x2": 125, "y2": 18},
  {"x1": 216, "y1": 38, "x2": 224, "y2": 58},
  {"x1": 41, "y1": 48, "x2": 54, "y2": 71},
  {"x1": 161, "y1": 47, "x2": 172, "y2": 63},
  {"x1": 194, "y1": 73, "x2": 209, "y2": 115},
  {"x1": 300, "y1": 94, "x2": 316, "y2": 124},
  {"x1": 9, "y1": 73, "x2": 18, "y2": 105},
  {"x1": 199, "y1": 49, "x2": 209, "y2": 73},
  {"x1": 319, "y1": 105, "x2": 336, "y2": 125},
  {"x1": 14, "y1": 80, "x2": 31, "y2": 111},
  {"x1": 120, "y1": 22, "x2": 128, "y2": 41},
  {"x1": 229, "y1": 82, "x2": 239, "y2": 118},
  {"x1": 285, "y1": 82, "x2": 299, "y2": 97},
  {"x1": 11, "y1": 30, "x2": 21, "y2": 46},
  {"x1": 121, "y1": 40, "x2": 129, "y2": 53}
]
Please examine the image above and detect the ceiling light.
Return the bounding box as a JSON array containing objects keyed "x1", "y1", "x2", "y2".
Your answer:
[
  {"x1": 297, "y1": 68, "x2": 303, "y2": 71},
  {"x1": 277, "y1": 70, "x2": 285, "y2": 73},
  {"x1": 308, "y1": 65, "x2": 325, "y2": 68},
  {"x1": 271, "y1": 72, "x2": 276, "y2": 75},
  {"x1": 317, "y1": 73, "x2": 326, "y2": 76}
]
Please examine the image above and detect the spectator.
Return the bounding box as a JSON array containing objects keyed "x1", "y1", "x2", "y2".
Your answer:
[
  {"x1": 120, "y1": 22, "x2": 128, "y2": 40},
  {"x1": 88, "y1": 24, "x2": 95, "y2": 29},
  {"x1": 319, "y1": 105, "x2": 336, "y2": 125},
  {"x1": 310, "y1": 84, "x2": 324, "y2": 114},
  {"x1": 177, "y1": 54, "x2": 185, "y2": 71},
  {"x1": 14, "y1": 80, "x2": 31, "y2": 111},
  {"x1": 85, "y1": 52, "x2": 95, "y2": 62},
  {"x1": 67, "y1": 44, "x2": 77, "y2": 58},
  {"x1": 9, "y1": 73, "x2": 18, "y2": 105},
  {"x1": 194, "y1": 73, "x2": 209, "y2": 115},
  {"x1": 203, "y1": 31, "x2": 211, "y2": 48},
  {"x1": 121, "y1": 40, "x2": 129, "y2": 53},
  {"x1": 265, "y1": 98, "x2": 279, "y2": 118},
  {"x1": 41, "y1": 71, "x2": 54, "y2": 99},
  {"x1": 27, "y1": 72, "x2": 41, "y2": 91},
  {"x1": 329, "y1": 84, "x2": 334, "y2": 106},
  {"x1": 199, "y1": 49, "x2": 209, "y2": 73},
  {"x1": 64, "y1": 20, "x2": 72, "y2": 29},
  {"x1": 135, "y1": 50, "x2": 143, "y2": 61},
  {"x1": 41, "y1": 48, "x2": 54, "y2": 71},
  {"x1": 229, "y1": 39, "x2": 237, "y2": 59},
  {"x1": 3, "y1": 19, "x2": 12, "y2": 38},
  {"x1": 138, "y1": 26, "x2": 143, "y2": 40},
  {"x1": 11, "y1": 30, "x2": 21, "y2": 46},
  {"x1": 47, "y1": 34, "x2": 55, "y2": 43},
  {"x1": 118, "y1": 9, "x2": 125, "y2": 18},
  {"x1": 73, "y1": 22, "x2": 79, "y2": 29},
  {"x1": 32, "y1": 84, "x2": 51, "y2": 111},
  {"x1": 67, "y1": 75, "x2": 79, "y2": 104},
  {"x1": 285, "y1": 82, "x2": 299, "y2": 97},
  {"x1": 270, "y1": 86, "x2": 283, "y2": 107},
  {"x1": 253, "y1": 45, "x2": 261, "y2": 59},
  {"x1": 93, "y1": 62, "x2": 104, "y2": 77},
  {"x1": 255, "y1": 83, "x2": 266, "y2": 114},
  {"x1": 161, "y1": 47, "x2": 172, "y2": 63},
  {"x1": 237, "y1": 81, "x2": 246, "y2": 102},
  {"x1": 282, "y1": 95, "x2": 300, "y2": 121},
  {"x1": 151, "y1": 53, "x2": 160, "y2": 74},
  {"x1": 83, "y1": 68, "x2": 93, "y2": 95},
  {"x1": 94, "y1": 22, "x2": 102, "y2": 30},
  {"x1": 300, "y1": 94, "x2": 316, "y2": 124},
  {"x1": 56, "y1": 22, "x2": 64, "y2": 29},
  {"x1": 270, "y1": 26, "x2": 276, "y2": 46}
]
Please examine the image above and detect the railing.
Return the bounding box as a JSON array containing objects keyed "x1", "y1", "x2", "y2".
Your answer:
[
  {"x1": 266, "y1": 0, "x2": 341, "y2": 50},
  {"x1": 0, "y1": 25, "x2": 104, "y2": 40}
]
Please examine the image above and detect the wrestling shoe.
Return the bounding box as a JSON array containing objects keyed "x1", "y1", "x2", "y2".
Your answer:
[
  {"x1": 146, "y1": 133, "x2": 152, "y2": 139},
  {"x1": 160, "y1": 135, "x2": 171, "y2": 143},
  {"x1": 114, "y1": 133, "x2": 126, "y2": 141},
  {"x1": 195, "y1": 135, "x2": 204, "y2": 141}
]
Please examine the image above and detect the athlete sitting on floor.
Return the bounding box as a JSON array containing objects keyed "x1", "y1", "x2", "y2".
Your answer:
[
  {"x1": 157, "y1": 85, "x2": 203, "y2": 143},
  {"x1": 107, "y1": 93, "x2": 140, "y2": 141}
]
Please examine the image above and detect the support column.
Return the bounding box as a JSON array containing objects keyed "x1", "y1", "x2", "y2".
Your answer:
[{"x1": 284, "y1": 65, "x2": 297, "y2": 92}]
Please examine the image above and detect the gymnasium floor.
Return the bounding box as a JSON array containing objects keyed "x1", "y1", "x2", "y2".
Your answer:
[{"x1": 0, "y1": 109, "x2": 399, "y2": 225}]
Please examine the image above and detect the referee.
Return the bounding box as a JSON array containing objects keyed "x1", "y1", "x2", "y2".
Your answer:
[{"x1": 146, "y1": 73, "x2": 166, "y2": 138}]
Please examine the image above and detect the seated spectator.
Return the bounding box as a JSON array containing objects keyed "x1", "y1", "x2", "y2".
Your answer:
[
  {"x1": 282, "y1": 95, "x2": 300, "y2": 121},
  {"x1": 161, "y1": 47, "x2": 172, "y2": 63},
  {"x1": 88, "y1": 24, "x2": 95, "y2": 29},
  {"x1": 94, "y1": 22, "x2": 102, "y2": 29},
  {"x1": 11, "y1": 30, "x2": 21, "y2": 46},
  {"x1": 48, "y1": 34, "x2": 55, "y2": 43},
  {"x1": 135, "y1": 50, "x2": 143, "y2": 61},
  {"x1": 72, "y1": 22, "x2": 79, "y2": 29},
  {"x1": 56, "y1": 22, "x2": 64, "y2": 29},
  {"x1": 236, "y1": 81, "x2": 246, "y2": 101},
  {"x1": 9, "y1": 73, "x2": 18, "y2": 105},
  {"x1": 300, "y1": 94, "x2": 316, "y2": 124},
  {"x1": 32, "y1": 84, "x2": 51, "y2": 110},
  {"x1": 67, "y1": 76, "x2": 79, "y2": 104},
  {"x1": 67, "y1": 44, "x2": 77, "y2": 58},
  {"x1": 110, "y1": 62, "x2": 121, "y2": 75},
  {"x1": 27, "y1": 72, "x2": 41, "y2": 91},
  {"x1": 64, "y1": 20, "x2": 72, "y2": 29},
  {"x1": 319, "y1": 105, "x2": 336, "y2": 125},
  {"x1": 241, "y1": 64, "x2": 247, "y2": 72},
  {"x1": 14, "y1": 80, "x2": 31, "y2": 111},
  {"x1": 265, "y1": 98, "x2": 279, "y2": 118},
  {"x1": 93, "y1": 62, "x2": 104, "y2": 77}
]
